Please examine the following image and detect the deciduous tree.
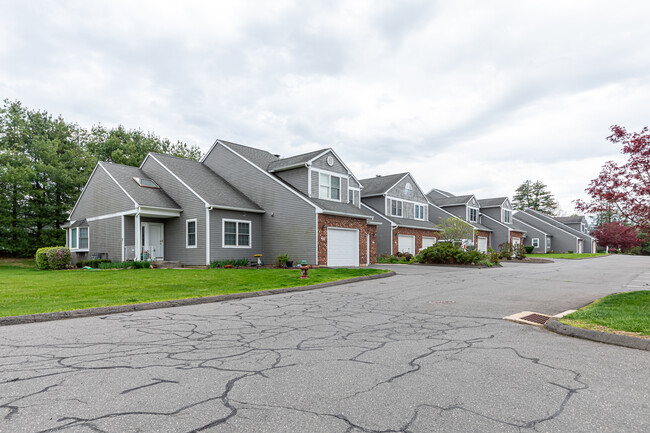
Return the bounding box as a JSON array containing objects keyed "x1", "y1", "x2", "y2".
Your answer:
[
  {"x1": 591, "y1": 222, "x2": 641, "y2": 251},
  {"x1": 512, "y1": 180, "x2": 558, "y2": 215},
  {"x1": 574, "y1": 125, "x2": 650, "y2": 227},
  {"x1": 435, "y1": 217, "x2": 475, "y2": 242}
]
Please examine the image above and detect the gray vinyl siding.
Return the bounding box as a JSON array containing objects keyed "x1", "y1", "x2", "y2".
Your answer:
[
  {"x1": 87, "y1": 217, "x2": 122, "y2": 262},
  {"x1": 480, "y1": 218, "x2": 509, "y2": 250},
  {"x1": 439, "y1": 205, "x2": 466, "y2": 220},
  {"x1": 276, "y1": 167, "x2": 309, "y2": 196},
  {"x1": 209, "y1": 209, "x2": 263, "y2": 262},
  {"x1": 311, "y1": 151, "x2": 348, "y2": 174},
  {"x1": 124, "y1": 216, "x2": 135, "y2": 248},
  {"x1": 516, "y1": 222, "x2": 548, "y2": 253},
  {"x1": 204, "y1": 144, "x2": 318, "y2": 264},
  {"x1": 349, "y1": 177, "x2": 360, "y2": 189},
  {"x1": 141, "y1": 158, "x2": 207, "y2": 265},
  {"x1": 514, "y1": 212, "x2": 578, "y2": 253},
  {"x1": 428, "y1": 205, "x2": 455, "y2": 226},
  {"x1": 525, "y1": 210, "x2": 596, "y2": 253},
  {"x1": 480, "y1": 207, "x2": 501, "y2": 222},
  {"x1": 362, "y1": 196, "x2": 386, "y2": 215},
  {"x1": 387, "y1": 175, "x2": 427, "y2": 202},
  {"x1": 371, "y1": 212, "x2": 393, "y2": 256},
  {"x1": 70, "y1": 165, "x2": 135, "y2": 221}
]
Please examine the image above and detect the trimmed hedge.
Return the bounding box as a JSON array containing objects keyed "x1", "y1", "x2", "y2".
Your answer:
[
  {"x1": 416, "y1": 242, "x2": 488, "y2": 265},
  {"x1": 35, "y1": 247, "x2": 71, "y2": 270}
]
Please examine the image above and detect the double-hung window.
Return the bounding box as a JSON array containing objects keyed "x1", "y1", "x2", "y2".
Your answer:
[
  {"x1": 503, "y1": 209, "x2": 511, "y2": 223},
  {"x1": 468, "y1": 207, "x2": 478, "y2": 222},
  {"x1": 223, "y1": 220, "x2": 251, "y2": 248},
  {"x1": 391, "y1": 199, "x2": 403, "y2": 217},
  {"x1": 70, "y1": 227, "x2": 89, "y2": 250},
  {"x1": 319, "y1": 173, "x2": 340, "y2": 200},
  {"x1": 414, "y1": 204, "x2": 425, "y2": 220},
  {"x1": 186, "y1": 219, "x2": 197, "y2": 248},
  {"x1": 532, "y1": 238, "x2": 539, "y2": 248}
]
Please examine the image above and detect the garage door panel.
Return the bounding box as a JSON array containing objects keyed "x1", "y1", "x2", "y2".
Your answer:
[
  {"x1": 327, "y1": 228, "x2": 358, "y2": 267},
  {"x1": 398, "y1": 235, "x2": 415, "y2": 254}
]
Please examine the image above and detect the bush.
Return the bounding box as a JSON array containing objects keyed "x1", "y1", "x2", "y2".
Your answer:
[
  {"x1": 514, "y1": 244, "x2": 527, "y2": 259},
  {"x1": 76, "y1": 259, "x2": 112, "y2": 268},
  {"x1": 415, "y1": 242, "x2": 488, "y2": 265},
  {"x1": 35, "y1": 247, "x2": 71, "y2": 270},
  {"x1": 277, "y1": 253, "x2": 291, "y2": 267},
  {"x1": 210, "y1": 258, "x2": 249, "y2": 268},
  {"x1": 377, "y1": 254, "x2": 413, "y2": 264},
  {"x1": 96, "y1": 261, "x2": 142, "y2": 269},
  {"x1": 568, "y1": 250, "x2": 574, "y2": 254},
  {"x1": 487, "y1": 248, "x2": 500, "y2": 265},
  {"x1": 524, "y1": 245, "x2": 535, "y2": 254},
  {"x1": 498, "y1": 243, "x2": 513, "y2": 259},
  {"x1": 35, "y1": 247, "x2": 54, "y2": 270}
]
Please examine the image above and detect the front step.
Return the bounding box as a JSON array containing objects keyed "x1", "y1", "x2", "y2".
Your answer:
[{"x1": 155, "y1": 261, "x2": 182, "y2": 269}]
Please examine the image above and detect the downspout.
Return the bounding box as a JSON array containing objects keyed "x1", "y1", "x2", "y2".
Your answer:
[
  {"x1": 135, "y1": 207, "x2": 142, "y2": 260},
  {"x1": 206, "y1": 205, "x2": 212, "y2": 266}
]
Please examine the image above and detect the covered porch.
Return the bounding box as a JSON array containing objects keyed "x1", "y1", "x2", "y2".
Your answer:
[{"x1": 122, "y1": 207, "x2": 182, "y2": 262}]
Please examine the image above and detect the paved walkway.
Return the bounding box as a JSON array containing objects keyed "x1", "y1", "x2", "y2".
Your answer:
[{"x1": 1, "y1": 255, "x2": 648, "y2": 432}]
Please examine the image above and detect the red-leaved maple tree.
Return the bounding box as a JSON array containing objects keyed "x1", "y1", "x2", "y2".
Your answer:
[
  {"x1": 574, "y1": 125, "x2": 650, "y2": 228},
  {"x1": 591, "y1": 222, "x2": 641, "y2": 250}
]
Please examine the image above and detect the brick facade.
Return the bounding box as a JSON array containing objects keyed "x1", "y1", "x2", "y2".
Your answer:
[
  {"x1": 510, "y1": 230, "x2": 524, "y2": 245},
  {"x1": 392, "y1": 227, "x2": 440, "y2": 255},
  {"x1": 317, "y1": 214, "x2": 377, "y2": 266},
  {"x1": 474, "y1": 230, "x2": 491, "y2": 250}
]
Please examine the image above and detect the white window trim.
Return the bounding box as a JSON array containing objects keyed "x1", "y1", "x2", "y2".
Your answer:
[
  {"x1": 503, "y1": 208, "x2": 511, "y2": 224},
  {"x1": 318, "y1": 172, "x2": 342, "y2": 202},
  {"x1": 222, "y1": 218, "x2": 252, "y2": 248},
  {"x1": 390, "y1": 198, "x2": 403, "y2": 217},
  {"x1": 467, "y1": 206, "x2": 479, "y2": 223},
  {"x1": 186, "y1": 218, "x2": 198, "y2": 248},
  {"x1": 70, "y1": 226, "x2": 89, "y2": 252},
  {"x1": 414, "y1": 204, "x2": 425, "y2": 221},
  {"x1": 532, "y1": 238, "x2": 539, "y2": 248}
]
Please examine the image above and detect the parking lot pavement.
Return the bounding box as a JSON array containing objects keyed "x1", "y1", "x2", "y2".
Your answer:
[{"x1": 1, "y1": 255, "x2": 648, "y2": 432}]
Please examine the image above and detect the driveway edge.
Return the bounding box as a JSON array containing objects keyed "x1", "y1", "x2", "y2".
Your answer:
[
  {"x1": 544, "y1": 319, "x2": 650, "y2": 351},
  {"x1": 0, "y1": 271, "x2": 395, "y2": 327}
]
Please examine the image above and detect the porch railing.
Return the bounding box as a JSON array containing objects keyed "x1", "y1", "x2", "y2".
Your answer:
[{"x1": 124, "y1": 245, "x2": 162, "y2": 261}]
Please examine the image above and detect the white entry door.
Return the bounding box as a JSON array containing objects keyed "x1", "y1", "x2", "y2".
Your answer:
[
  {"x1": 578, "y1": 239, "x2": 583, "y2": 253},
  {"x1": 142, "y1": 222, "x2": 164, "y2": 260},
  {"x1": 477, "y1": 237, "x2": 488, "y2": 253},
  {"x1": 398, "y1": 235, "x2": 415, "y2": 254},
  {"x1": 327, "y1": 228, "x2": 359, "y2": 266}
]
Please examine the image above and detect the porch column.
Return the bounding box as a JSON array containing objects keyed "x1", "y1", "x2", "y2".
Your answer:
[
  {"x1": 121, "y1": 215, "x2": 125, "y2": 261},
  {"x1": 135, "y1": 213, "x2": 141, "y2": 260}
]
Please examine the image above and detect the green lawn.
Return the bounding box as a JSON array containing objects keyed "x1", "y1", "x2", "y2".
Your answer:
[
  {"x1": 528, "y1": 253, "x2": 607, "y2": 259},
  {"x1": 0, "y1": 259, "x2": 388, "y2": 317},
  {"x1": 560, "y1": 291, "x2": 650, "y2": 336}
]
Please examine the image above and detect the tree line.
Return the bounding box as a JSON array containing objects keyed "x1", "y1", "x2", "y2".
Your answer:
[{"x1": 0, "y1": 99, "x2": 201, "y2": 256}]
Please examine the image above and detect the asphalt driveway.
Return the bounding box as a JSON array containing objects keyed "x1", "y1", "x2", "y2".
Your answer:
[{"x1": 1, "y1": 255, "x2": 648, "y2": 432}]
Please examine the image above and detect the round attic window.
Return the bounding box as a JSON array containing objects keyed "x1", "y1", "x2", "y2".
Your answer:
[
  {"x1": 327, "y1": 155, "x2": 334, "y2": 166},
  {"x1": 405, "y1": 182, "x2": 413, "y2": 191}
]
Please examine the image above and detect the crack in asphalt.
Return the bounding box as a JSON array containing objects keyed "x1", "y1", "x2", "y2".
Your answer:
[{"x1": 0, "y1": 286, "x2": 595, "y2": 432}]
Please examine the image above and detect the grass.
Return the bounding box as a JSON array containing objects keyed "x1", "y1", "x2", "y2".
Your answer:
[
  {"x1": 560, "y1": 291, "x2": 650, "y2": 336},
  {"x1": 528, "y1": 253, "x2": 607, "y2": 259},
  {"x1": 0, "y1": 259, "x2": 389, "y2": 317}
]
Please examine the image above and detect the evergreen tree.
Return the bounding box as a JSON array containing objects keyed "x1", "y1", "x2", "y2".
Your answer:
[{"x1": 512, "y1": 180, "x2": 559, "y2": 215}]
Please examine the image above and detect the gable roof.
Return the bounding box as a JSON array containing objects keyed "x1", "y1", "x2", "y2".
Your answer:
[
  {"x1": 427, "y1": 188, "x2": 454, "y2": 198},
  {"x1": 267, "y1": 149, "x2": 327, "y2": 171},
  {"x1": 429, "y1": 194, "x2": 474, "y2": 207},
  {"x1": 525, "y1": 209, "x2": 596, "y2": 240},
  {"x1": 145, "y1": 153, "x2": 263, "y2": 212},
  {"x1": 208, "y1": 140, "x2": 280, "y2": 170},
  {"x1": 512, "y1": 216, "x2": 551, "y2": 236},
  {"x1": 359, "y1": 173, "x2": 409, "y2": 197},
  {"x1": 514, "y1": 209, "x2": 580, "y2": 239},
  {"x1": 478, "y1": 197, "x2": 508, "y2": 208},
  {"x1": 553, "y1": 216, "x2": 586, "y2": 224},
  {"x1": 362, "y1": 203, "x2": 438, "y2": 231},
  {"x1": 100, "y1": 162, "x2": 181, "y2": 210}
]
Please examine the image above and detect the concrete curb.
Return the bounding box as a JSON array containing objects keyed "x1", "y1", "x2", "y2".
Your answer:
[
  {"x1": 0, "y1": 271, "x2": 395, "y2": 327},
  {"x1": 544, "y1": 319, "x2": 650, "y2": 351}
]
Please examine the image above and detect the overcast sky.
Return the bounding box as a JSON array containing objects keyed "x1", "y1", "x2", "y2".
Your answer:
[{"x1": 1, "y1": 1, "x2": 648, "y2": 213}]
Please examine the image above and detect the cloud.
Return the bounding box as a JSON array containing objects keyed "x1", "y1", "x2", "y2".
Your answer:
[{"x1": 1, "y1": 0, "x2": 649, "y2": 213}]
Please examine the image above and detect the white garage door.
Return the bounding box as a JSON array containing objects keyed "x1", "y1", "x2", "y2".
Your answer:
[
  {"x1": 422, "y1": 237, "x2": 436, "y2": 250},
  {"x1": 477, "y1": 237, "x2": 488, "y2": 253},
  {"x1": 327, "y1": 228, "x2": 359, "y2": 266},
  {"x1": 398, "y1": 235, "x2": 415, "y2": 254}
]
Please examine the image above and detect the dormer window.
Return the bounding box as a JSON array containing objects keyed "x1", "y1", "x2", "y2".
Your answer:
[
  {"x1": 415, "y1": 204, "x2": 425, "y2": 220},
  {"x1": 503, "y1": 209, "x2": 511, "y2": 223},
  {"x1": 133, "y1": 177, "x2": 160, "y2": 188},
  {"x1": 390, "y1": 199, "x2": 403, "y2": 217},
  {"x1": 468, "y1": 207, "x2": 478, "y2": 222},
  {"x1": 319, "y1": 173, "x2": 340, "y2": 200}
]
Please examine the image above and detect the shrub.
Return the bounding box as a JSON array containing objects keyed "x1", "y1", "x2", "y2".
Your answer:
[
  {"x1": 416, "y1": 242, "x2": 488, "y2": 265},
  {"x1": 524, "y1": 245, "x2": 535, "y2": 254},
  {"x1": 487, "y1": 248, "x2": 501, "y2": 265},
  {"x1": 277, "y1": 253, "x2": 291, "y2": 267},
  {"x1": 210, "y1": 258, "x2": 249, "y2": 268},
  {"x1": 76, "y1": 259, "x2": 112, "y2": 268},
  {"x1": 568, "y1": 250, "x2": 574, "y2": 254},
  {"x1": 514, "y1": 244, "x2": 527, "y2": 259},
  {"x1": 498, "y1": 243, "x2": 513, "y2": 259},
  {"x1": 97, "y1": 261, "x2": 133, "y2": 269},
  {"x1": 35, "y1": 247, "x2": 54, "y2": 270}
]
